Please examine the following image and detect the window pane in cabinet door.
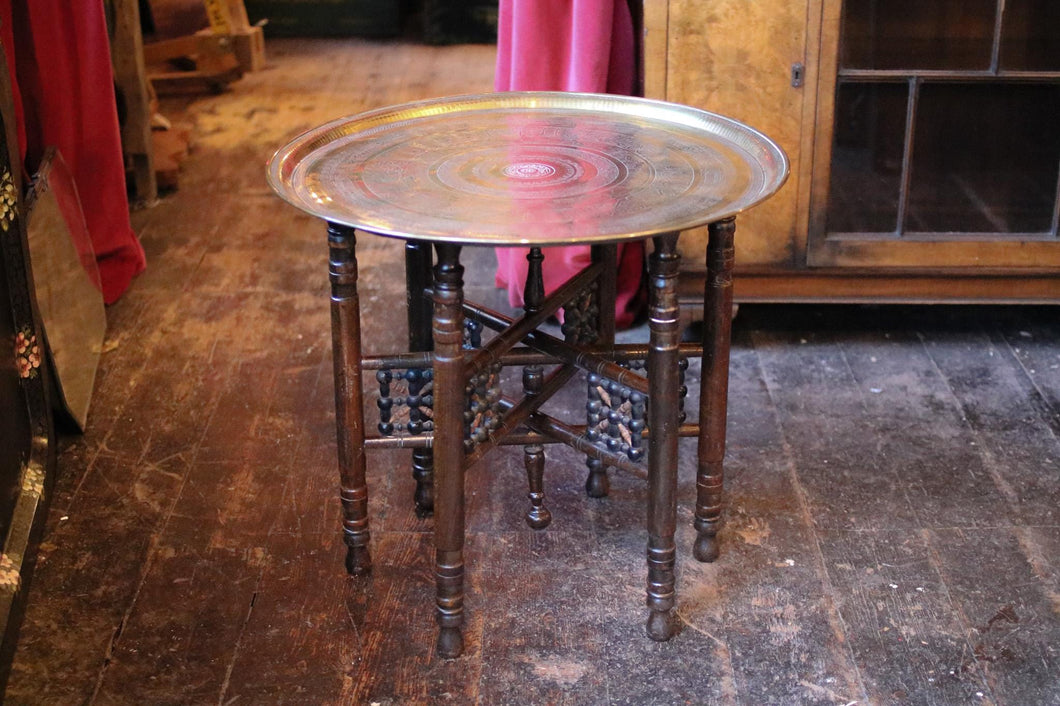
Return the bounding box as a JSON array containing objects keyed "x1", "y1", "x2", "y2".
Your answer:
[
  {"x1": 841, "y1": 0, "x2": 997, "y2": 71},
  {"x1": 1000, "y1": 0, "x2": 1060, "y2": 71},
  {"x1": 906, "y1": 82, "x2": 1060, "y2": 235},
  {"x1": 826, "y1": 81, "x2": 908, "y2": 234}
]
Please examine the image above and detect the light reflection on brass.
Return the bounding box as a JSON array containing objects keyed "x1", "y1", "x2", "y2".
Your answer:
[{"x1": 269, "y1": 92, "x2": 788, "y2": 245}]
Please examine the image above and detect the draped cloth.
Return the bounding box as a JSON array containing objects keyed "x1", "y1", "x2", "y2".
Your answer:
[
  {"x1": 1, "y1": 0, "x2": 146, "y2": 303},
  {"x1": 494, "y1": 0, "x2": 644, "y2": 328}
]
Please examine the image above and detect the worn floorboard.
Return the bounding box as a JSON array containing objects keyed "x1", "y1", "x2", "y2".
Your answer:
[{"x1": 4, "y1": 40, "x2": 1060, "y2": 705}]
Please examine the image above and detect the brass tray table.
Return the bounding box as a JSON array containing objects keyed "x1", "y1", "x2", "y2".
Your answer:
[{"x1": 269, "y1": 92, "x2": 788, "y2": 657}]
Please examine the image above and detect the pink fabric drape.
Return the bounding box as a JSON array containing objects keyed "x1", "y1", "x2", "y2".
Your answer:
[
  {"x1": 494, "y1": 0, "x2": 644, "y2": 328},
  {"x1": 2, "y1": 0, "x2": 146, "y2": 303}
]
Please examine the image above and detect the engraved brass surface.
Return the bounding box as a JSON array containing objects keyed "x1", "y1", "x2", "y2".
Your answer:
[{"x1": 269, "y1": 92, "x2": 788, "y2": 245}]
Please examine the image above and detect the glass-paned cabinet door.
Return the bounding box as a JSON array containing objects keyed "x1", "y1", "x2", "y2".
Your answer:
[{"x1": 808, "y1": 0, "x2": 1060, "y2": 268}]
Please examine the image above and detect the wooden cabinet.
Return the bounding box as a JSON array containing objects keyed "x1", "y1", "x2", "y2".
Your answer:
[{"x1": 645, "y1": 0, "x2": 1060, "y2": 303}]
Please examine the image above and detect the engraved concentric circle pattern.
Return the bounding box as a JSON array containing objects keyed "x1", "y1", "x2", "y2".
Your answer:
[
  {"x1": 502, "y1": 162, "x2": 556, "y2": 179},
  {"x1": 431, "y1": 142, "x2": 627, "y2": 200},
  {"x1": 272, "y1": 93, "x2": 789, "y2": 245}
]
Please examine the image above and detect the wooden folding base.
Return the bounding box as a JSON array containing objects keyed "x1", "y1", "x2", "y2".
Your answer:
[{"x1": 325, "y1": 218, "x2": 737, "y2": 657}]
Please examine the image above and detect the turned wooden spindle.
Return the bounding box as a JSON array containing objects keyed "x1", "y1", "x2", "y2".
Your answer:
[
  {"x1": 405, "y1": 240, "x2": 435, "y2": 517},
  {"x1": 431, "y1": 243, "x2": 467, "y2": 658},
  {"x1": 645, "y1": 232, "x2": 681, "y2": 641},
  {"x1": 328, "y1": 222, "x2": 371, "y2": 575},
  {"x1": 520, "y1": 247, "x2": 552, "y2": 529},
  {"x1": 523, "y1": 442, "x2": 551, "y2": 530},
  {"x1": 695, "y1": 218, "x2": 736, "y2": 563}
]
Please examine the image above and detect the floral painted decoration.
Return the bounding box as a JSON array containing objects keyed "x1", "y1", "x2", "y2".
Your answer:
[
  {"x1": 0, "y1": 169, "x2": 15, "y2": 232},
  {"x1": 0, "y1": 553, "x2": 20, "y2": 592},
  {"x1": 15, "y1": 327, "x2": 41, "y2": 379}
]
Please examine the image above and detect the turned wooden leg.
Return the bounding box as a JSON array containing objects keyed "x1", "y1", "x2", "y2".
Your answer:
[
  {"x1": 584, "y1": 457, "x2": 610, "y2": 498},
  {"x1": 523, "y1": 443, "x2": 551, "y2": 529},
  {"x1": 645, "y1": 232, "x2": 681, "y2": 641},
  {"x1": 328, "y1": 222, "x2": 370, "y2": 575},
  {"x1": 406, "y1": 241, "x2": 434, "y2": 517},
  {"x1": 521, "y1": 364, "x2": 551, "y2": 529},
  {"x1": 432, "y1": 243, "x2": 466, "y2": 658},
  {"x1": 585, "y1": 243, "x2": 618, "y2": 498},
  {"x1": 521, "y1": 248, "x2": 551, "y2": 529},
  {"x1": 695, "y1": 218, "x2": 735, "y2": 563}
]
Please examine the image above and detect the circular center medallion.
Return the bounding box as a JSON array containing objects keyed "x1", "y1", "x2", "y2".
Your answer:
[{"x1": 503, "y1": 162, "x2": 556, "y2": 179}]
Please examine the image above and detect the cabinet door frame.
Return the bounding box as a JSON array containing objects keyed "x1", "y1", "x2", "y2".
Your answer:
[
  {"x1": 806, "y1": 0, "x2": 1060, "y2": 270},
  {"x1": 645, "y1": 0, "x2": 822, "y2": 270}
]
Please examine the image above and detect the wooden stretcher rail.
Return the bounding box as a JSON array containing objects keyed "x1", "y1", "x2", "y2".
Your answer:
[
  {"x1": 463, "y1": 261, "x2": 604, "y2": 376},
  {"x1": 464, "y1": 301, "x2": 650, "y2": 396},
  {"x1": 360, "y1": 343, "x2": 705, "y2": 372},
  {"x1": 462, "y1": 365, "x2": 579, "y2": 469}
]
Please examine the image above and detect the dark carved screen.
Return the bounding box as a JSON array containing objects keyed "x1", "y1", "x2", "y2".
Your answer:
[{"x1": 0, "y1": 43, "x2": 56, "y2": 695}]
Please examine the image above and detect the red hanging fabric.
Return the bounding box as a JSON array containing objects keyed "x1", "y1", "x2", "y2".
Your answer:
[
  {"x1": 2, "y1": 0, "x2": 146, "y2": 303},
  {"x1": 0, "y1": 1, "x2": 26, "y2": 158},
  {"x1": 493, "y1": 0, "x2": 644, "y2": 328}
]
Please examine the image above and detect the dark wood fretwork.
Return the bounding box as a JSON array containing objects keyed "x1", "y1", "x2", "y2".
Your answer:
[
  {"x1": 430, "y1": 243, "x2": 466, "y2": 659},
  {"x1": 585, "y1": 243, "x2": 618, "y2": 498},
  {"x1": 327, "y1": 222, "x2": 371, "y2": 576},
  {"x1": 695, "y1": 217, "x2": 736, "y2": 563},
  {"x1": 0, "y1": 72, "x2": 57, "y2": 689},
  {"x1": 466, "y1": 261, "x2": 604, "y2": 375},
  {"x1": 645, "y1": 232, "x2": 682, "y2": 641}
]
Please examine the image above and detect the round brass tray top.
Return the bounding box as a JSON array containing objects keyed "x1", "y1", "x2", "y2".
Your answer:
[{"x1": 268, "y1": 92, "x2": 789, "y2": 246}]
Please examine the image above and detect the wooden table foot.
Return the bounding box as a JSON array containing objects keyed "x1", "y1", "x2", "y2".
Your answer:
[
  {"x1": 584, "y1": 457, "x2": 610, "y2": 498},
  {"x1": 436, "y1": 625, "x2": 464, "y2": 659},
  {"x1": 523, "y1": 444, "x2": 552, "y2": 529},
  {"x1": 646, "y1": 604, "x2": 676, "y2": 642}
]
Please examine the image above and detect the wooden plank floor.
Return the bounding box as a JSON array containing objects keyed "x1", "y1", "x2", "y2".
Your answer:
[{"x1": 6, "y1": 39, "x2": 1060, "y2": 705}]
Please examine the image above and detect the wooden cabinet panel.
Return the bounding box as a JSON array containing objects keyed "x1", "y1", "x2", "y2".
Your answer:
[
  {"x1": 652, "y1": 0, "x2": 1060, "y2": 303},
  {"x1": 807, "y1": 0, "x2": 1060, "y2": 270},
  {"x1": 650, "y1": 0, "x2": 813, "y2": 269}
]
